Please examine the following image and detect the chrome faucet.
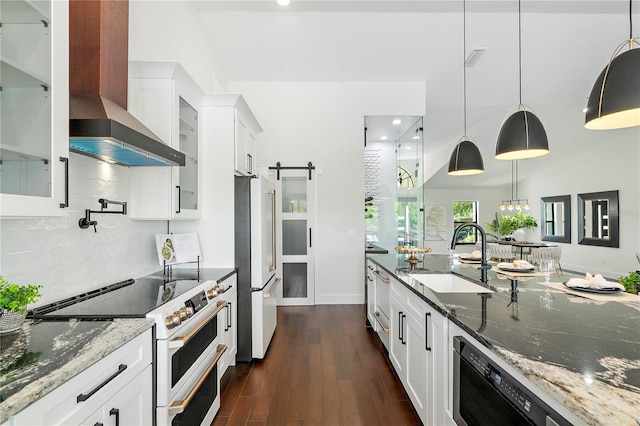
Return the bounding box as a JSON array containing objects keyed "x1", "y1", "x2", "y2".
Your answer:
[{"x1": 451, "y1": 222, "x2": 491, "y2": 283}]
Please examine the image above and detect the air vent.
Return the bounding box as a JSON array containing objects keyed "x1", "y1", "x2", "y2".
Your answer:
[{"x1": 465, "y1": 48, "x2": 487, "y2": 67}]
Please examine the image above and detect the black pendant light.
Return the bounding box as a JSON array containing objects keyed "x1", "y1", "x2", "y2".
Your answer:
[
  {"x1": 448, "y1": 0, "x2": 484, "y2": 176},
  {"x1": 585, "y1": 0, "x2": 640, "y2": 130},
  {"x1": 495, "y1": 0, "x2": 549, "y2": 161}
]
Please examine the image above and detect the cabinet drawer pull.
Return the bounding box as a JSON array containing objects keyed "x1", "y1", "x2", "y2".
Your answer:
[
  {"x1": 398, "y1": 311, "x2": 403, "y2": 342},
  {"x1": 374, "y1": 271, "x2": 390, "y2": 284},
  {"x1": 59, "y1": 157, "x2": 69, "y2": 208},
  {"x1": 401, "y1": 314, "x2": 407, "y2": 345},
  {"x1": 109, "y1": 408, "x2": 120, "y2": 426},
  {"x1": 425, "y1": 312, "x2": 432, "y2": 352},
  {"x1": 169, "y1": 301, "x2": 227, "y2": 349},
  {"x1": 77, "y1": 364, "x2": 127, "y2": 402},
  {"x1": 176, "y1": 185, "x2": 181, "y2": 214},
  {"x1": 168, "y1": 344, "x2": 227, "y2": 415}
]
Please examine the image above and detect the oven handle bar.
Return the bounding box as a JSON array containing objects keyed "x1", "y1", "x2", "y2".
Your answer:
[
  {"x1": 263, "y1": 277, "x2": 282, "y2": 298},
  {"x1": 168, "y1": 344, "x2": 228, "y2": 415},
  {"x1": 373, "y1": 271, "x2": 390, "y2": 284},
  {"x1": 168, "y1": 301, "x2": 227, "y2": 349}
]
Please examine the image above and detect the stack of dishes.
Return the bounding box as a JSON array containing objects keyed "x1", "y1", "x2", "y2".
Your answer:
[
  {"x1": 495, "y1": 260, "x2": 536, "y2": 273},
  {"x1": 564, "y1": 273, "x2": 624, "y2": 294}
]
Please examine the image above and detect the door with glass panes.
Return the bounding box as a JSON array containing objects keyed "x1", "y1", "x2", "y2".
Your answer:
[{"x1": 277, "y1": 169, "x2": 315, "y2": 306}]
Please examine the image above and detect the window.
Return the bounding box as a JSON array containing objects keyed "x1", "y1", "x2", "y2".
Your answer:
[{"x1": 453, "y1": 201, "x2": 478, "y2": 244}]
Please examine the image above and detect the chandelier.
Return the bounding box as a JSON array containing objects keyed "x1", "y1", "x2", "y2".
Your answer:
[{"x1": 499, "y1": 160, "x2": 530, "y2": 211}]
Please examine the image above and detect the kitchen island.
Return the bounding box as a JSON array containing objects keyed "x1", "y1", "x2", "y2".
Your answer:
[{"x1": 367, "y1": 253, "x2": 640, "y2": 426}]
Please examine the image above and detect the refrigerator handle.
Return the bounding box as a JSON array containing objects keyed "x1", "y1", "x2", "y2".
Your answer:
[
  {"x1": 309, "y1": 228, "x2": 312, "y2": 248},
  {"x1": 269, "y1": 188, "x2": 277, "y2": 272}
]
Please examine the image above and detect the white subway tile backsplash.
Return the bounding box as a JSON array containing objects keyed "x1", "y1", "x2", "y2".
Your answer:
[{"x1": 1, "y1": 154, "x2": 167, "y2": 308}]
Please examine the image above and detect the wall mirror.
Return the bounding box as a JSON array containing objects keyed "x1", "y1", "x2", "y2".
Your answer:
[
  {"x1": 577, "y1": 190, "x2": 619, "y2": 247},
  {"x1": 541, "y1": 195, "x2": 571, "y2": 243}
]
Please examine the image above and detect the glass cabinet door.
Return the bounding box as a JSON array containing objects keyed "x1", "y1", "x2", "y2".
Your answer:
[
  {"x1": 1, "y1": 0, "x2": 68, "y2": 217},
  {"x1": 1, "y1": 0, "x2": 52, "y2": 198},
  {"x1": 177, "y1": 97, "x2": 198, "y2": 212}
]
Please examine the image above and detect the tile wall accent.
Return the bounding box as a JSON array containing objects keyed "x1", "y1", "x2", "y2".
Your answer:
[{"x1": 0, "y1": 154, "x2": 166, "y2": 306}]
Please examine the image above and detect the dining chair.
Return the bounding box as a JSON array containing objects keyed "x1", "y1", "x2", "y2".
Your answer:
[
  {"x1": 487, "y1": 243, "x2": 514, "y2": 262},
  {"x1": 530, "y1": 246, "x2": 563, "y2": 275}
]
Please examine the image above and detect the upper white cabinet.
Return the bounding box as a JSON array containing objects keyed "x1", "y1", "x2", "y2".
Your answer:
[
  {"x1": 229, "y1": 96, "x2": 262, "y2": 176},
  {"x1": 127, "y1": 61, "x2": 203, "y2": 220},
  {"x1": 0, "y1": 0, "x2": 69, "y2": 217}
]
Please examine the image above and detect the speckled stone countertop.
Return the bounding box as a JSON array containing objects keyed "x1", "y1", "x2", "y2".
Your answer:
[
  {"x1": 0, "y1": 318, "x2": 153, "y2": 423},
  {"x1": 367, "y1": 253, "x2": 640, "y2": 426}
]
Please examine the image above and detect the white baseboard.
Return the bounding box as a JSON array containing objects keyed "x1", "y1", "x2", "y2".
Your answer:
[{"x1": 315, "y1": 293, "x2": 364, "y2": 305}]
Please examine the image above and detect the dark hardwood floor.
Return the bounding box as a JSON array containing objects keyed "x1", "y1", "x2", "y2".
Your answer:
[{"x1": 212, "y1": 304, "x2": 422, "y2": 426}]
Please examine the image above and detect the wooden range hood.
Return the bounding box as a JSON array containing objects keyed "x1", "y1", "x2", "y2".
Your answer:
[{"x1": 68, "y1": 0, "x2": 185, "y2": 166}]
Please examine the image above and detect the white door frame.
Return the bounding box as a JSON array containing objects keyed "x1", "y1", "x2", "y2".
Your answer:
[{"x1": 273, "y1": 168, "x2": 316, "y2": 306}]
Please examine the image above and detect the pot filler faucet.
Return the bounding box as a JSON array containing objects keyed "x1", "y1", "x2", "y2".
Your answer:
[{"x1": 451, "y1": 222, "x2": 491, "y2": 284}]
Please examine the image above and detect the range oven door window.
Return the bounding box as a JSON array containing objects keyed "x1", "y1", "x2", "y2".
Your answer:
[
  {"x1": 171, "y1": 360, "x2": 218, "y2": 426},
  {"x1": 172, "y1": 315, "x2": 218, "y2": 387},
  {"x1": 456, "y1": 355, "x2": 534, "y2": 426}
]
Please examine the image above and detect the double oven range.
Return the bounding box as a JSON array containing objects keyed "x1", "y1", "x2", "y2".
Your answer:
[{"x1": 30, "y1": 268, "x2": 235, "y2": 426}]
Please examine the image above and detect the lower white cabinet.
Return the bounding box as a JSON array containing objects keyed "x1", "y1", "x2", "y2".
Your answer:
[
  {"x1": 366, "y1": 260, "x2": 377, "y2": 327},
  {"x1": 388, "y1": 277, "x2": 448, "y2": 426},
  {"x1": 77, "y1": 365, "x2": 152, "y2": 426},
  {"x1": 219, "y1": 275, "x2": 238, "y2": 374},
  {"x1": 7, "y1": 328, "x2": 153, "y2": 426},
  {"x1": 389, "y1": 281, "x2": 407, "y2": 377}
]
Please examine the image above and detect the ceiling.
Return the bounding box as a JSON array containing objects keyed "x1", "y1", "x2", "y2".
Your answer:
[{"x1": 191, "y1": 0, "x2": 639, "y2": 189}]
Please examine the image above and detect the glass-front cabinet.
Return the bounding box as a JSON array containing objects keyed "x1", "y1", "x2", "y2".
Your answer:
[
  {"x1": 128, "y1": 61, "x2": 202, "y2": 220},
  {"x1": 0, "y1": 0, "x2": 69, "y2": 217}
]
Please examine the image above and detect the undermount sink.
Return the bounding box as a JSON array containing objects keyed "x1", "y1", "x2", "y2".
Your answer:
[{"x1": 409, "y1": 273, "x2": 494, "y2": 294}]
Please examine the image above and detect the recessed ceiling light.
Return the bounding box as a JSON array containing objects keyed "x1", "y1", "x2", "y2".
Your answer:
[
  {"x1": 412, "y1": 135, "x2": 420, "y2": 140},
  {"x1": 381, "y1": 136, "x2": 388, "y2": 140},
  {"x1": 392, "y1": 119, "x2": 402, "y2": 125},
  {"x1": 277, "y1": 0, "x2": 290, "y2": 5}
]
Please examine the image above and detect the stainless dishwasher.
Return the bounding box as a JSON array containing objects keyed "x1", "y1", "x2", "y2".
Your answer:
[{"x1": 452, "y1": 336, "x2": 571, "y2": 426}]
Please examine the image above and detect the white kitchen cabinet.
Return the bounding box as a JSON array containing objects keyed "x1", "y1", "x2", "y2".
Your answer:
[
  {"x1": 389, "y1": 279, "x2": 407, "y2": 378},
  {"x1": 127, "y1": 61, "x2": 203, "y2": 220},
  {"x1": 366, "y1": 260, "x2": 377, "y2": 328},
  {"x1": 0, "y1": 0, "x2": 69, "y2": 217},
  {"x1": 219, "y1": 275, "x2": 238, "y2": 374},
  {"x1": 200, "y1": 94, "x2": 261, "y2": 177},
  {"x1": 235, "y1": 113, "x2": 259, "y2": 176},
  {"x1": 388, "y1": 276, "x2": 449, "y2": 426},
  {"x1": 6, "y1": 328, "x2": 153, "y2": 426},
  {"x1": 77, "y1": 364, "x2": 152, "y2": 426}
]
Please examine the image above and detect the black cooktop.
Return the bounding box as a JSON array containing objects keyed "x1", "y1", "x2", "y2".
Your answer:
[{"x1": 29, "y1": 275, "x2": 203, "y2": 320}]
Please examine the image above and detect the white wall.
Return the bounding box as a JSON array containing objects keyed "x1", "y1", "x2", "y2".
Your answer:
[
  {"x1": 129, "y1": 1, "x2": 220, "y2": 92},
  {"x1": 424, "y1": 188, "x2": 508, "y2": 254},
  {"x1": 228, "y1": 82, "x2": 425, "y2": 304},
  {"x1": 0, "y1": 155, "x2": 167, "y2": 307},
  {"x1": 516, "y1": 113, "x2": 640, "y2": 278}
]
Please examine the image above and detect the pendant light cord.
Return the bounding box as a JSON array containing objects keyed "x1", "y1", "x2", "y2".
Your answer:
[
  {"x1": 518, "y1": 0, "x2": 522, "y2": 106},
  {"x1": 463, "y1": 0, "x2": 467, "y2": 135},
  {"x1": 630, "y1": 0, "x2": 633, "y2": 41}
]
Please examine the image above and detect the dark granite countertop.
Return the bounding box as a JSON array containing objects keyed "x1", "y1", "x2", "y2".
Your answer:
[
  {"x1": 367, "y1": 253, "x2": 640, "y2": 426},
  {"x1": 0, "y1": 318, "x2": 153, "y2": 423},
  {"x1": 365, "y1": 244, "x2": 389, "y2": 254}
]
